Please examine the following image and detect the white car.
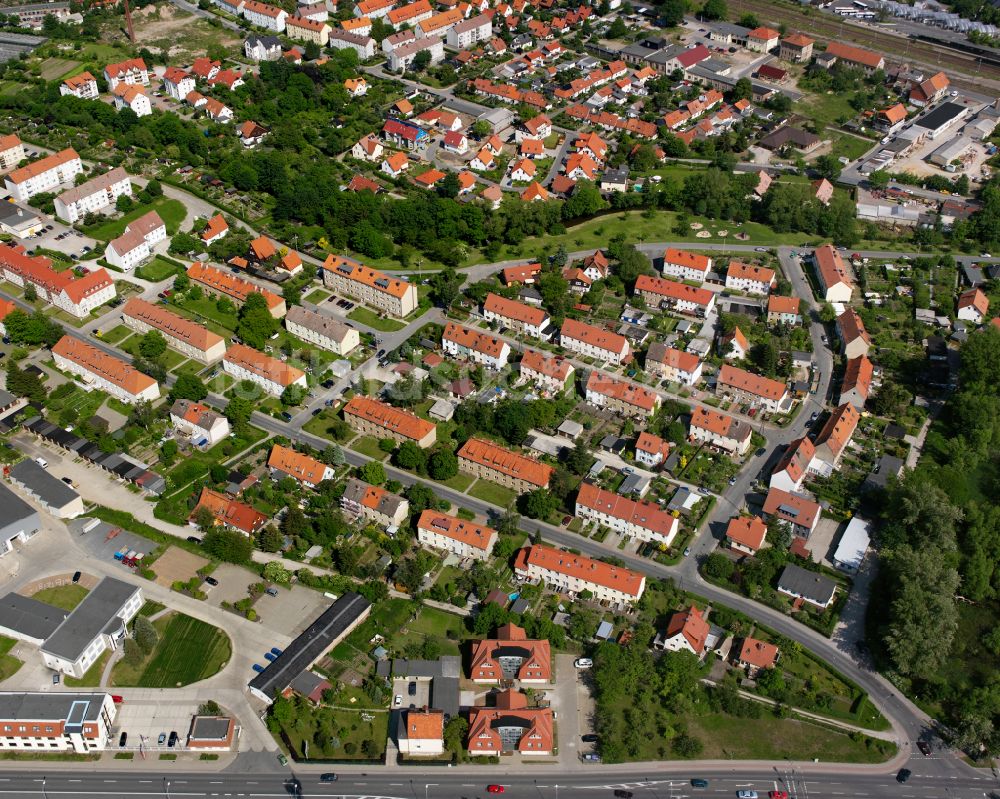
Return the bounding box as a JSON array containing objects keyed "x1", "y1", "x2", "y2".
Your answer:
[
  {"x1": 393, "y1": 695, "x2": 402, "y2": 706},
  {"x1": 737, "y1": 792, "x2": 758, "y2": 799},
  {"x1": 574, "y1": 658, "x2": 593, "y2": 669}
]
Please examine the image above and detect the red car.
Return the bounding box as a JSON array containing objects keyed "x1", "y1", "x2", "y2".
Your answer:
[
  {"x1": 769, "y1": 792, "x2": 789, "y2": 799},
  {"x1": 487, "y1": 786, "x2": 505, "y2": 794}
]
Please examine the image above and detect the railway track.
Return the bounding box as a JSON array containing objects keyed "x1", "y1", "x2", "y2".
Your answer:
[{"x1": 732, "y1": 0, "x2": 1000, "y2": 92}]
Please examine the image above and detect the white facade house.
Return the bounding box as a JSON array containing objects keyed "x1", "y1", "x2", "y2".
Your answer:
[
  {"x1": 0, "y1": 692, "x2": 117, "y2": 754},
  {"x1": 328, "y1": 30, "x2": 377, "y2": 59},
  {"x1": 284, "y1": 305, "x2": 360, "y2": 355},
  {"x1": 169, "y1": 399, "x2": 231, "y2": 446},
  {"x1": 725, "y1": 261, "x2": 775, "y2": 296},
  {"x1": 560, "y1": 318, "x2": 629, "y2": 365},
  {"x1": 416, "y1": 510, "x2": 497, "y2": 561},
  {"x1": 121, "y1": 297, "x2": 227, "y2": 364},
  {"x1": 53, "y1": 167, "x2": 132, "y2": 223},
  {"x1": 104, "y1": 210, "x2": 166, "y2": 270},
  {"x1": 162, "y1": 67, "x2": 196, "y2": 101},
  {"x1": 387, "y1": 35, "x2": 444, "y2": 71},
  {"x1": 112, "y1": 84, "x2": 152, "y2": 117},
  {"x1": 103, "y1": 58, "x2": 148, "y2": 91},
  {"x1": 223, "y1": 343, "x2": 308, "y2": 397},
  {"x1": 575, "y1": 482, "x2": 678, "y2": 547},
  {"x1": 0, "y1": 134, "x2": 26, "y2": 171},
  {"x1": 662, "y1": 248, "x2": 711, "y2": 282},
  {"x1": 482, "y1": 293, "x2": 550, "y2": 338},
  {"x1": 242, "y1": 0, "x2": 288, "y2": 30},
  {"x1": 446, "y1": 13, "x2": 492, "y2": 48},
  {"x1": 52, "y1": 336, "x2": 160, "y2": 405},
  {"x1": 60, "y1": 71, "x2": 99, "y2": 99},
  {"x1": 442, "y1": 322, "x2": 511, "y2": 370},
  {"x1": 5, "y1": 149, "x2": 83, "y2": 202},
  {"x1": 396, "y1": 710, "x2": 444, "y2": 757},
  {"x1": 514, "y1": 544, "x2": 646, "y2": 603}
]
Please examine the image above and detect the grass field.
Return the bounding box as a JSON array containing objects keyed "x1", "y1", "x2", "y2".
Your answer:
[
  {"x1": 31, "y1": 584, "x2": 89, "y2": 611},
  {"x1": 38, "y1": 58, "x2": 80, "y2": 81},
  {"x1": 0, "y1": 636, "x2": 22, "y2": 682},
  {"x1": 304, "y1": 288, "x2": 330, "y2": 304},
  {"x1": 352, "y1": 435, "x2": 391, "y2": 461},
  {"x1": 112, "y1": 612, "x2": 230, "y2": 688},
  {"x1": 436, "y1": 471, "x2": 475, "y2": 491},
  {"x1": 64, "y1": 650, "x2": 110, "y2": 688},
  {"x1": 347, "y1": 307, "x2": 405, "y2": 331},
  {"x1": 83, "y1": 198, "x2": 187, "y2": 241},
  {"x1": 135, "y1": 257, "x2": 182, "y2": 282},
  {"x1": 393, "y1": 605, "x2": 467, "y2": 657},
  {"x1": 468, "y1": 479, "x2": 516, "y2": 508}
]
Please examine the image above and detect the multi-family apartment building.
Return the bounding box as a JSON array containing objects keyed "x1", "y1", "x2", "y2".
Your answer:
[
  {"x1": 418, "y1": 9, "x2": 462, "y2": 36},
  {"x1": 716, "y1": 364, "x2": 788, "y2": 413},
  {"x1": 60, "y1": 71, "x2": 99, "y2": 99},
  {"x1": 763, "y1": 487, "x2": 821, "y2": 538},
  {"x1": 192, "y1": 488, "x2": 268, "y2": 536},
  {"x1": 725, "y1": 261, "x2": 776, "y2": 296},
  {"x1": 446, "y1": 13, "x2": 492, "y2": 47},
  {"x1": 457, "y1": 437, "x2": 553, "y2": 493},
  {"x1": 341, "y1": 477, "x2": 410, "y2": 528},
  {"x1": 285, "y1": 14, "x2": 331, "y2": 43},
  {"x1": 103, "y1": 58, "x2": 148, "y2": 90},
  {"x1": 104, "y1": 210, "x2": 166, "y2": 271},
  {"x1": 585, "y1": 371, "x2": 660, "y2": 418},
  {"x1": 0, "y1": 134, "x2": 25, "y2": 171},
  {"x1": 0, "y1": 693, "x2": 117, "y2": 753},
  {"x1": 284, "y1": 305, "x2": 359, "y2": 356},
  {"x1": 342, "y1": 395, "x2": 437, "y2": 448},
  {"x1": 467, "y1": 690, "x2": 552, "y2": 756},
  {"x1": 416, "y1": 509, "x2": 497, "y2": 560},
  {"x1": 169, "y1": 399, "x2": 230, "y2": 446},
  {"x1": 328, "y1": 29, "x2": 376, "y2": 59},
  {"x1": 767, "y1": 294, "x2": 801, "y2": 326},
  {"x1": 662, "y1": 248, "x2": 711, "y2": 282},
  {"x1": 187, "y1": 262, "x2": 287, "y2": 318},
  {"x1": 482, "y1": 293, "x2": 551, "y2": 338},
  {"x1": 688, "y1": 405, "x2": 752, "y2": 455},
  {"x1": 53, "y1": 167, "x2": 132, "y2": 223},
  {"x1": 812, "y1": 244, "x2": 854, "y2": 303},
  {"x1": 575, "y1": 481, "x2": 679, "y2": 546},
  {"x1": 559, "y1": 318, "x2": 630, "y2": 364},
  {"x1": 222, "y1": 343, "x2": 307, "y2": 397},
  {"x1": 387, "y1": 36, "x2": 444, "y2": 71},
  {"x1": 112, "y1": 84, "x2": 151, "y2": 118},
  {"x1": 267, "y1": 444, "x2": 335, "y2": 488},
  {"x1": 52, "y1": 336, "x2": 159, "y2": 404},
  {"x1": 469, "y1": 623, "x2": 550, "y2": 683},
  {"x1": 162, "y1": 67, "x2": 196, "y2": 100},
  {"x1": 518, "y1": 349, "x2": 573, "y2": 394},
  {"x1": 121, "y1": 298, "x2": 226, "y2": 364},
  {"x1": 386, "y1": 0, "x2": 431, "y2": 28},
  {"x1": 634, "y1": 274, "x2": 716, "y2": 317},
  {"x1": 644, "y1": 342, "x2": 702, "y2": 386},
  {"x1": 442, "y1": 322, "x2": 511, "y2": 370},
  {"x1": 0, "y1": 245, "x2": 115, "y2": 317},
  {"x1": 322, "y1": 255, "x2": 418, "y2": 317},
  {"x1": 242, "y1": 0, "x2": 288, "y2": 30},
  {"x1": 5, "y1": 148, "x2": 82, "y2": 202},
  {"x1": 514, "y1": 544, "x2": 646, "y2": 602}
]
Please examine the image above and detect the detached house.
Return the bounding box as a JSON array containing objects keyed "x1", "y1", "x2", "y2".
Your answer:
[
  {"x1": 767, "y1": 294, "x2": 801, "y2": 326},
  {"x1": 352, "y1": 134, "x2": 384, "y2": 162},
  {"x1": 112, "y1": 84, "x2": 151, "y2": 117},
  {"x1": 655, "y1": 605, "x2": 709, "y2": 655},
  {"x1": 836, "y1": 308, "x2": 871, "y2": 359},
  {"x1": 726, "y1": 515, "x2": 767, "y2": 556},
  {"x1": 60, "y1": 71, "x2": 99, "y2": 100},
  {"x1": 957, "y1": 287, "x2": 988, "y2": 324},
  {"x1": 162, "y1": 67, "x2": 195, "y2": 101},
  {"x1": 634, "y1": 431, "x2": 671, "y2": 469},
  {"x1": 763, "y1": 487, "x2": 821, "y2": 539},
  {"x1": 382, "y1": 152, "x2": 409, "y2": 178},
  {"x1": 244, "y1": 34, "x2": 283, "y2": 61}
]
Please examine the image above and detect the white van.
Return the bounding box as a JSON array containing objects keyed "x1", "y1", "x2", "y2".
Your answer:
[{"x1": 34, "y1": 457, "x2": 48, "y2": 469}]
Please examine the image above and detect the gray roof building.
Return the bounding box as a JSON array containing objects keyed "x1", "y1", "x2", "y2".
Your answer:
[
  {"x1": 0, "y1": 480, "x2": 40, "y2": 557},
  {"x1": 776, "y1": 563, "x2": 838, "y2": 608},
  {"x1": 341, "y1": 477, "x2": 408, "y2": 523},
  {"x1": 41, "y1": 577, "x2": 141, "y2": 662},
  {"x1": 0, "y1": 201, "x2": 43, "y2": 235},
  {"x1": 0, "y1": 692, "x2": 108, "y2": 726},
  {"x1": 387, "y1": 656, "x2": 460, "y2": 720},
  {"x1": 9, "y1": 458, "x2": 83, "y2": 518},
  {"x1": 0, "y1": 593, "x2": 64, "y2": 644},
  {"x1": 284, "y1": 305, "x2": 357, "y2": 350}
]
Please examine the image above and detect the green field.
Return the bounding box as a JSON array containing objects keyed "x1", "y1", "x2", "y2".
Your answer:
[
  {"x1": 468, "y1": 479, "x2": 516, "y2": 508},
  {"x1": 0, "y1": 635, "x2": 22, "y2": 682},
  {"x1": 352, "y1": 435, "x2": 391, "y2": 461},
  {"x1": 347, "y1": 307, "x2": 405, "y2": 331},
  {"x1": 304, "y1": 288, "x2": 330, "y2": 304},
  {"x1": 31, "y1": 584, "x2": 89, "y2": 611},
  {"x1": 83, "y1": 198, "x2": 187, "y2": 241},
  {"x1": 135, "y1": 257, "x2": 182, "y2": 282},
  {"x1": 64, "y1": 650, "x2": 110, "y2": 688},
  {"x1": 112, "y1": 612, "x2": 231, "y2": 688}
]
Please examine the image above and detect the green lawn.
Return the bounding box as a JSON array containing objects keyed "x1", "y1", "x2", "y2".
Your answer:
[
  {"x1": 468, "y1": 479, "x2": 516, "y2": 507},
  {"x1": 135, "y1": 257, "x2": 182, "y2": 282},
  {"x1": 825, "y1": 132, "x2": 875, "y2": 162},
  {"x1": 139, "y1": 600, "x2": 167, "y2": 617},
  {"x1": 0, "y1": 635, "x2": 22, "y2": 682},
  {"x1": 352, "y1": 435, "x2": 391, "y2": 461},
  {"x1": 393, "y1": 605, "x2": 467, "y2": 657},
  {"x1": 304, "y1": 288, "x2": 331, "y2": 304},
  {"x1": 111, "y1": 612, "x2": 230, "y2": 688},
  {"x1": 31, "y1": 584, "x2": 89, "y2": 611},
  {"x1": 169, "y1": 296, "x2": 237, "y2": 333},
  {"x1": 436, "y1": 471, "x2": 475, "y2": 491},
  {"x1": 98, "y1": 324, "x2": 133, "y2": 344},
  {"x1": 63, "y1": 650, "x2": 110, "y2": 688},
  {"x1": 347, "y1": 306, "x2": 405, "y2": 332},
  {"x1": 83, "y1": 198, "x2": 187, "y2": 241}
]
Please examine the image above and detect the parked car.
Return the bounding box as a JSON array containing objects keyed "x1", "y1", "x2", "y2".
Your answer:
[
  {"x1": 265, "y1": 587, "x2": 279, "y2": 597},
  {"x1": 278, "y1": 753, "x2": 288, "y2": 766},
  {"x1": 574, "y1": 658, "x2": 593, "y2": 669},
  {"x1": 119, "y1": 732, "x2": 127, "y2": 748},
  {"x1": 72, "y1": 571, "x2": 81, "y2": 583},
  {"x1": 34, "y1": 457, "x2": 47, "y2": 469},
  {"x1": 168, "y1": 731, "x2": 178, "y2": 748},
  {"x1": 582, "y1": 753, "x2": 601, "y2": 762},
  {"x1": 204, "y1": 576, "x2": 218, "y2": 586},
  {"x1": 158, "y1": 733, "x2": 166, "y2": 745},
  {"x1": 683, "y1": 547, "x2": 691, "y2": 557},
  {"x1": 581, "y1": 734, "x2": 598, "y2": 742},
  {"x1": 52, "y1": 673, "x2": 60, "y2": 684}
]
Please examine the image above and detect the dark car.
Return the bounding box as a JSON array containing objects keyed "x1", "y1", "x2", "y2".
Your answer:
[
  {"x1": 204, "y1": 576, "x2": 219, "y2": 586},
  {"x1": 281, "y1": 411, "x2": 293, "y2": 421},
  {"x1": 270, "y1": 647, "x2": 283, "y2": 656},
  {"x1": 615, "y1": 792, "x2": 634, "y2": 799},
  {"x1": 187, "y1": 536, "x2": 201, "y2": 544},
  {"x1": 408, "y1": 682, "x2": 417, "y2": 696},
  {"x1": 896, "y1": 769, "x2": 911, "y2": 783},
  {"x1": 581, "y1": 733, "x2": 598, "y2": 742},
  {"x1": 321, "y1": 379, "x2": 335, "y2": 389},
  {"x1": 119, "y1": 732, "x2": 127, "y2": 748},
  {"x1": 72, "y1": 571, "x2": 81, "y2": 583},
  {"x1": 691, "y1": 780, "x2": 709, "y2": 788},
  {"x1": 320, "y1": 774, "x2": 338, "y2": 782},
  {"x1": 168, "y1": 731, "x2": 178, "y2": 748},
  {"x1": 917, "y1": 740, "x2": 932, "y2": 756},
  {"x1": 62, "y1": 477, "x2": 74, "y2": 485}
]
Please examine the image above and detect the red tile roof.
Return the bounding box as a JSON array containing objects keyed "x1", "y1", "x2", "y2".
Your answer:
[
  {"x1": 772, "y1": 436, "x2": 815, "y2": 485},
  {"x1": 187, "y1": 262, "x2": 284, "y2": 313},
  {"x1": 343, "y1": 395, "x2": 435, "y2": 441},
  {"x1": 7, "y1": 148, "x2": 79, "y2": 186},
  {"x1": 647, "y1": 345, "x2": 700, "y2": 373},
  {"x1": 815, "y1": 403, "x2": 860, "y2": 458},
  {"x1": 468, "y1": 689, "x2": 553, "y2": 753},
  {"x1": 763, "y1": 487, "x2": 820, "y2": 531},
  {"x1": 663, "y1": 247, "x2": 710, "y2": 272},
  {"x1": 718, "y1": 364, "x2": 787, "y2": 401},
  {"x1": 514, "y1": 544, "x2": 644, "y2": 597},
  {"x1": 666, "y1": 605, "x2": 709, "y2": 652},
  {"x1": 192, "y1": 487, "x2": 268, "y2": 534},
  {"x1": 501, "y1": 263, "x2": 541, "y2": 284},
  {"x1": 577, "y1": 481, "x2": 677, "y2": 539},
  {"x1": 458, "y1": 437, "x2": 553, "y2": 488},
  {"x1": 417, "y1": 509, "x2": 497, "y2": 553},
  {"x1": 825, "y1": 41, "x2": 884, "y2": 69},
  {"x1": 767, "y1": 294, "x2": 800, "y2": 315},
  {"x1": 727, "y1": 260, "x2": 775, "y2": 286},
  {"x1": 738, "y1": 637, "x2": 779, "y2": 669},
  {"x1": 813, "y1": 245, "x2": 853, "y2": 290},
  {"x1": 635, "y1": 275, "x2": 714, "y2": 307},
  {"x1": 585, "y1": 371, "x2": 658, "y2": 411},
  {"x1": 561, "y1": 318, "x2": 628, "y2": 355},
  {"x1": 121, "y1": 298, "x2": 223, "y2": 353},
  {"x1": 224, "y1": 343, "x2": 305, "y2": 387},
  {"x1": 958, "y1": 287, "x2": 989, "y2": 317},
  {"x1": 837, "y1": 308, "x2": 871, "y2": 346},
  {"x1": 268, "y1": 444, "x2": 331, "y2": 485},
  {"x1": 470, "y1": 623, "x2": 551, "y2": 681},
  {"x1": 726, "y1": 515, "x2": 767, "y2": 551},
  {"x1": 635, "y1": 431, "x2": 671, "y2": 462},
  {"x1": 443, "y1": 322, "x2": 508, "y2": 360},
  {"x1": 52, "y1": 335, "x2": 157, "y2": 397},
  {"x1": 520, "y1": 349, "x2": 572, "y2": 382},
  {"x1": 841, "y1": 355, "x2": 873, "y2": 401},
  {"x1": 483, "y1": 293, "x2": 548, "y2": 327}
]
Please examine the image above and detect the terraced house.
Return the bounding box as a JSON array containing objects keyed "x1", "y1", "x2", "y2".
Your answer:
[
  {"x1": 0, "y1": 245, "x2": 116, "y2": 317},
  {"x1": 284, "y1": 305, "x2": 359, "y2": 356},
  {"x1": 342, "y1": 395, "x2": 437, "y2": 448},
  {"x1": 51, "y1": 336, "x2": 159, "y2": 405},
  {"x1": 5, "y1": 149, "x2": 82, "y2": 202},
  {"x1": 187, "y1": 262, "x2": 287, "y2": 318},
  {"x1": 341, "y1": 477, "x2": 410, "y2": 529},
  {"x1": 267, "y1": 444, "x2": 335, "y2": 488},
  {"x1": 222, "y1": 343, "x2": 307, "y2": 397},
  {"x1": 442, "y1": 322, "x2": 511, "y2": 370},
  {"x1": 644, "y1": 342, "x2": 702, "y2": 386},
  {"x1": 725, "y1": 261, "x2": 776, "y2": 296},
  {"x1": 688, "y1": 405, "x2": 752, "y2": 455},
  {"x1": 322, "y1": 255, "x2": 418, "y2": 317},
  {"x1": 514, "y1": 544, "x2": 646, "y2": 602},
  {"x1": 457, "y1": 437, "x2": 553, "y2": 493},
  {"x1": 559, "y1": 318, "x2": 630, "y2": 365},
  {"x1": 416, "y1": 510, "x2": 497, "y2": 561},
  {"x1": 585, "y1": 371, "x2": 660, "y2": 418},
  {"x1": 482, "y1": 293, "x2": 551, "y2": 339},
  {"x1": 518, "y1": 349, "x2": 574, "y2": 394},
  {"x1": 662, "y1": 248, "x2": 712, "y2": 282},
  {"x1": 121, "y1": 298, "x2": 226, "y2": 364},
  {"x1": 716, "y1": 364, "x2": 788, "y2": 413},
  {"x1": 634, "y1": 275, "x2": 716, "y2": 317},
  {"x1": 575, "y1": 482, "x2": 679, "y2": 546}
]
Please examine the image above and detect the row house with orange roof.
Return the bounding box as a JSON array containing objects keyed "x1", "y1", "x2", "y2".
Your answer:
[
  {"x1": 717, "y1": 364, "x2": 789, "y2": 413},
  {"x1": 811, "y1": 403, "x2": 860, "y2": 476},
  {"x1": 839, "y1": 354, "x2": 874, "y2": 409},
  {"x1": 824, "y1": 41, "x2": 884, "y2": 75},
  {"x1": 53, "y1": 166, "x2": 132, "y2": 223},
  {"x1": 285, "y1": 14, "x2": 331, "y2": 43},
  {"x1": 169, "y1": 398, "x2": 230, "y2": 446},
  {"x1": 353, "y1": 0, "x2": 395, "y2": 18},
  {"x1": 385, "y1": 0, "x2": 430, "y2": 26},
  {"x1": 725, "y1": 261, "x2": 776, "y2": 296},
  {"x1": 52, "y1": 335, "x2": 160, "y2": 404},
  {"x1": 442, "y1": 320, "x2": 510, "y2": 369},
  {"x1": 0, "y1": 133, "x2": 25, "y2": 171},
  {"x1": 575, "y1": 481, "x2": 678, "y2": 546},
  {"x1": 560, "y1": 318, "x2": 629, "y2": 365},
  {"x1": 634, "y1": 274, "x2": 716, "y2": 317},
  {"x1": 458, "y1": 436, "x2": 552, "y2": 494},
  {"x1": 689, "y1": 405, "x2": 752, "y2": 456},
  {"x1": 187, "y1": 262, "x2": 287, "y2": 317},
  {"x1": 662, "y1": 248, "x2": 711, "y2": 282},
  {"x1": 416, "y1": 509, "x2": 497, "y2": 561},
  {"x1": 342, "y1": 395, "x2": 437, "y2": 448},
  {"x1": 60, "y1": 71, "x2": 99, "y2": 100},
  {"x1": 483, "y1": 293, "x2": 551, "y2": 338},
  {"x1": 514, "y1": 543, "x2": 645, "y2": 602},
  {"x1": 518, "y1": 349, "x2": 573, "y2": 394},
  {"x1": 121, "y1": 298, "x2": 226, "y2": 363},
  {"x1": 585, "y1": 371, "x2": 659, "y2": 419},
  {"x1": 223, "y1": 343, "x2": 306, "y2": 396},
  {"x1": 644, "y1": 342, "x2": 703, "y2": 386},
  {"x1": 192, "y1": 487, "x2": 268, "y2": 536},
  {"x1": 268, "y1": 443, "x2": 335, "y2": 488},
  {"x1": 242, "y1": 0, "x2": 288, "y2": 30},
  {"x1": 5, "y1": 148, "x2": 83, "y2": 202},
  {"x1": 0, "y1": 244, "x2": 116, "y2": 318},
  {"x1": 323, "y1": 255, "x2": 417, "y2": 317},
  {"x1": 341, "y1": 477, "x2": 410, "y2": 528}
]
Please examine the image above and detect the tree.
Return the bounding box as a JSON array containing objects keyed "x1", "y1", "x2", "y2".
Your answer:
[
  {"x1": 750, "y1": 340, "x2": 778, "y2": 377},
  {"x1": 564, "y1": 442, "x2": 593, "y2": 475},
  {"x1": 660, "y1": 0, "x2": 686, "y2": 26},
  {"x1": 280, "y1": 383, "x2": 306, "y2": 407},
  {"x1": 23, "y1": 283, "x2": 36, "y2": 302},
  {"x1": 171, "y1": 372, "x2": 208, "y2": 401},
  {"x1": 225, "y1": 396, "x2": 254, "y2": 433},
  {"x1": 814, "y1": 154, "x2": 842, "y2": 181},
  {"x1": 394, "y1": 441, "x2": 427, "y2": 472},
  {"x1": 202, "y1": 527, "x2": 254, "y2": 563},
  {"x1": 263, "y1": 560, "x2": 292, "y2": 584},
  {"x1": 5, "y1": 361, "x2": 45, "y2": 403},
  {"x1": 519, "y1": 488, "x2": 557, "y2": 519},
  {"x1": 406, "y1": 482, "x2": 437, "y2": 512},
  {"x1": 607, "y1": 16, "x2": 627, "y2": 36},
  {"x1": 471, "y1": 120, "x2": 491, "y2": 138},
  {"x1": 867, "y1": 170, "x2": 890, "y2": 190},
  {"x1": 257, "y1": 525, "x2": 284, "y2": 553},
  {"x1": 732, "y1": 77, "x2": 753, "y2": 101},
  {"x1": 700, "y1": 0, "x2": 727, "y2": 18},
  {"x1": 766, "y1": 516, "x2": 792, "y2": 551},
  {"x1": 133, "y1": 615, "x2": 159, "y2": 654},
  {"x1": 138, "y1": 330, "x2": 167, "y2": 359},
  {"x1": 122, "y1": 637, "x2": 144, "y2": 667},
  {"x1": 116, "y1": 194, "x2": 133, "y2": 213},
  {"x1": 236, "y1": 292, "x2": 279, "y2": 349},
  {"x1": 411, "y1": 49, "x2": 432, "y2": 72},
  {"x1": 281, "y1": 507, "x2": 310, "y2": 540},
  {"x1": 169, "y1": 232, "x2": 199, "y2": 255},
  {"x1": 472, "y1": 601, "x2": 508, "y2": 635},
  {"x1": 428, "y1": 448, "x2": 458, "y2": 480},
  {"x1": 361, "y1": 461, "x2": 386, "y2": 485},
  {"x1": 444, "y1": 716, "x2": 469, "y2": 753}
]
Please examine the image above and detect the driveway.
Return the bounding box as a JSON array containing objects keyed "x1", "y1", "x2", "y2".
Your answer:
[{"x1": 552, "y1": 653, "x2": 586, "y2": 765}]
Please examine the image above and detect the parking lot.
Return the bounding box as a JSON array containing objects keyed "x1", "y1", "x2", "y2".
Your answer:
[
  {"x1": 19, "y1": 223, "x2": 99, "y2": 260},
  {"x1": 72, "y1": 518, "x2": 158, "y2": 567},
  {"x1": 112, "y1": 695, "x2": 203, "y2": 752},
  {"x1": 392, "y1": 677, "x2": 430, "y2": 710}
]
